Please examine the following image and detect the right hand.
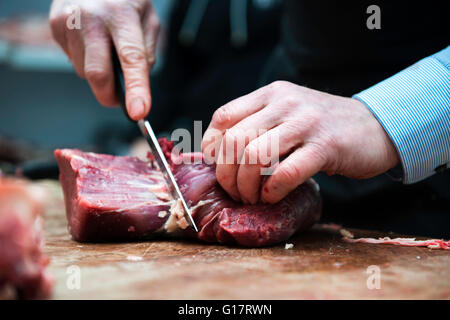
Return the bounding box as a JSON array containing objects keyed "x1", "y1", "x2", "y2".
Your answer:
[{"x1": 50, "y1": 0, "x2": 160, "y2": 120}]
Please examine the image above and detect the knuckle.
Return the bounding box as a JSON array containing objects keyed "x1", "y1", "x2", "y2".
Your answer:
[
  {"x1": 269, "y1": 80, "x2": 288, "y2": 91},
  {"x1": 125, "y1": 77, "x2": 146, "y2": 91},
  {"x1": 105, "y1": 0, "x2": 125, "y2": 13},
  {"x1": 82, "y1": 8, "x2": 106, "y2": 25},
  {"x1": 299, "y1": 112, "x2": 319, "y2": 133},
  {"x1": 106, "y1": 0, "x2": 143, "y2": 15},
  {"x1": 131, "y1": 0, "x2": 148, "y2": 11},
  {"x1": 119, "y1": 45, "x2": 147, "y2": 67},
  {"x1": 84, "y1": 66, "x2": 110, "y2": 87},
  {"x1": 212, "y1": 106, "x2": 232, "y2": 126},
  {"x1": 282, "y1": 95, "x2": 298, "y2": 108},
  {"x1": 83, "y1": 19, "x2": 105, "y2": 38}
]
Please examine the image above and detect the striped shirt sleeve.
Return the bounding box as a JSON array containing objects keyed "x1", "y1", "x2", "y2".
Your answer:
[{"x1": 353, "y1": 45, "x2": 450, "y2": 184}]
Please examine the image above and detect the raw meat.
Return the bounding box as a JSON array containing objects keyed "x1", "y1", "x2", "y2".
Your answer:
[
  {"x1": 55, "y1": 139, "x2": 321, "y2": 247},
  {"x1": 343, "y1": 237, "x2": 450, "y2": 250},
  {"x1": 0, "y1": 178, "x2": 53, "y2": 299}
]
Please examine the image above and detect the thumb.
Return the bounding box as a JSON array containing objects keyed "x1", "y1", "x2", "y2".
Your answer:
[{"x1": 261, "y1": 145, "x2": 326, "y2": 203}]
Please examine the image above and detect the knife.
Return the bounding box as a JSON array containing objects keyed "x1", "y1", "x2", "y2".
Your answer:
[{"x1": 112, "y1": 49, "x2": 198, "y2": 232}]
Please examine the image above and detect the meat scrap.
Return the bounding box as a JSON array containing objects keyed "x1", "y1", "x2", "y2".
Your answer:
[
  {"x1": 317, "y1": 223, "x2": 449, "y2": 250},
  {"x1": 0, "y1": 178, "x2": 53, "y2": 299},
  {"x1": 285, "y1": 243, "x2": 294, "y2": 250},
  {"x1": 54, "y1": 139, "x2": 322, "y2": 247},
  {"x1": 343, "y1": 237, "x2": 450, "y2": 250}
]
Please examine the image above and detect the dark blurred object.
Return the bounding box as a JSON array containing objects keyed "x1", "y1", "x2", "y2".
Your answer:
[
  {"x1": 0, "y1": 135, "x2": 42, "y2": 164},
  {"x1": 151, "y1": 0, "x2": 283, "y2": 139},
  {"x1": 316, "y1": 172, "x2": 450, "y2": 239},
  {"x1": 262, "y1": 0, "x2": 450, "y2": 96},
  {"x1": 0, "y1": 135, "x2": 58, "y2": 179}
]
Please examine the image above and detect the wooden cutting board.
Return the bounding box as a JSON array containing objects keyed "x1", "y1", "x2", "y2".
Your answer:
[{"x1": 39, "y1": 181, "x2": 449, "y2": 299}]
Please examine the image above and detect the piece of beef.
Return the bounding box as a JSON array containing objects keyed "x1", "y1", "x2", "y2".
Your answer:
[
  {"x1": 172, "y1": 152, "x2": 321, "y2": 246},
  {"x1": 55, "y1": 149, "x2": 173, "y2": 241},
  {"x1": 54, "y1": 139, "x2": 321, "y2": 247},
  {"x1": 0, "y1": 178, "x2": 53, "y2": 299}
]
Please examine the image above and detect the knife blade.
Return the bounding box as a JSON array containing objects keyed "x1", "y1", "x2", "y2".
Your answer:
[{"x1": 112, "y1": 49, "x2": 198, "y2": 232}]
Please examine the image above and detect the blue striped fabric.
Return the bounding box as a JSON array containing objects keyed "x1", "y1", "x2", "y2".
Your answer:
[{"x1": 353, "y1": 46, "x2": 450, "y2": 184}]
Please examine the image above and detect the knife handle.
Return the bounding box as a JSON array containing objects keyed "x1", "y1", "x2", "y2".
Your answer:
[{"x1": 112, "y1": 48, "x2": 135, "y2": 122}]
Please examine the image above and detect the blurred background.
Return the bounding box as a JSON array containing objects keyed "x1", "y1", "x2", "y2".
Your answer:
[
  {"x1": 0, "y1": 0, "x2": 282, "y2": 155},
  {"x1": 0, "y1": 0, "x2": 448, "y2": 237}
]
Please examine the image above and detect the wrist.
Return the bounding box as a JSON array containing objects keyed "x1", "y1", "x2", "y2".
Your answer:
[{"x1": 350, "y1": 98, "x2": 400, "y2": 170}]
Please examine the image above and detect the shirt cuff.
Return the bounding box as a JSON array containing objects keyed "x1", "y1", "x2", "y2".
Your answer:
[{"x1": 353, "y1": 46, "x2": 450, "y2": 184}]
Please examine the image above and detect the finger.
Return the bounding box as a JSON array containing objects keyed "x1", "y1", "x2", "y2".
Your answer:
[
  {"x1": 236, "y1": 124, "x2": 304, "y2": 204},
  {"x1": 215, "y1": 128, "x2": 246, "y2": 201},
  {"x1": 84, "y1": 29, "x2": 118, "y2": 106},
  {"x1": 202, "y1": 127, "x2": 223, "y2": 165},
  {"x1": 214, "y1": 106, "x2": 283, "y2": 202},
  {"x1": 261, "y1": 144, "x2": 326, "y2": 204},
  {"x1": 202, "y1": 85, "x2": 271, "y2": 156},
  {"x1": 49, "y1": 2, "x2": 71, "y2": 58},
  {"x1": 208, "y1": 85, "x2": 271, "y2": 131},
  {"x1": 66, "y1": 27, "x2": 85, "y2": 78},
  {"x1": 142, "y1": 4, "x2": 160, "y2": 70},
  {"x1": 231, "y1": 104, "x2": 284, "y2": 133},
  {"x1": 140, "y1": 5, "x2": 159, "y2": 115},
  {"x1": 108, "y1": 10, "x2": 150, "y2": 120}
]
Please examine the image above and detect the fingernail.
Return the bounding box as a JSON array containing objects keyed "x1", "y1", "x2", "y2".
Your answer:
[{"x1": 129, "y1": 97, "x2": 145, "y2": 120}]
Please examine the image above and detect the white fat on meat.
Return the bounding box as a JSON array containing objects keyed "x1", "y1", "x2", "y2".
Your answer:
[
  {"x1": 161, "y1": 199, "x2": 214, "y2": 234},
  {"x1": 147, "y1": 184, "x2": 171, "y2": 201},
  {"x1": 189, "y1": 199, "x2": 214, "y2": 214},
  {"x1": 163, "y1": 200, "x2": 188, "y2": 233},
  {"x1": 285, "y1": 243, "x2": 294, "y2": 250},
  {"x1": 158, "y1": 210, "x2": 168, "y2": 218}
]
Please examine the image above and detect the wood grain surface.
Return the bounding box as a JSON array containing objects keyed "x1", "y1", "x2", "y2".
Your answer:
[{"x1": 39, "y1": 181, "x2": 449, "y2": 299}]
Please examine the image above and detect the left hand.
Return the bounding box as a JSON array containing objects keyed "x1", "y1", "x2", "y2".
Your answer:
[
  {"x1": 49, "y1": 0, "x2": 160, "y2": 120},
  {"x1": 202, "y1": 81, "x2": 400, "y2": 204}
]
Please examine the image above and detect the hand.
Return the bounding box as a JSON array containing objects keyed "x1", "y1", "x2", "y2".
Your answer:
[
  {"x1": 49, "y1": 0, "x2": 160, "y2": 120},
  {"x1": 202, "y1": 81, "x2": 400, "y2": 204}
]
